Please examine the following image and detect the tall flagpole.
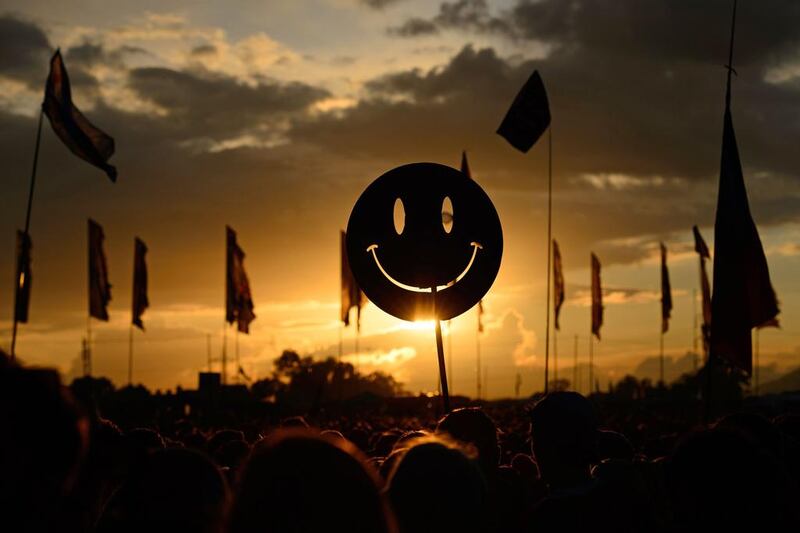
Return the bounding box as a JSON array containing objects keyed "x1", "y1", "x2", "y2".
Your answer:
[
  {"x1": 10, "y1": 108, "x2": 44, "y2": 359},
  {"x1": 207, "y1": 333, "x2": 212, "y2": 372},
  {"x1": 235, "y1": 328, "x2": 240, "y2": 384},
  {"x1": 447, "y1": 320, "x2": 454, "y2": 395},
  {"x1": 754, "y1": 328, "x2": 760, "y2": 396},
  {"x1": 476, "y1": 312, "x2": 482, "y2": 400},
  {"x1": 573, "y1": 334, "x2": 578, "y2": 393},
  {"x1": 128, "y1": 324, "x2": 134, "y2": 386},
  {"x1": 544, "y1": 127, "x2": 553, "y2": 393},
  {"x1": 659, "y1": 330, "x2": 665, "y2": 385},
  {"x1": 588, "y1": 334, "x2": 593, "y2": 395},
  {"x1": 553, "y1": 331, "x2": 558, "y2": 387},
  {"x1": 432, "y1": 286, "x2": 451, "y2": 412},
  {"x1": 693, "y1": 288, "x2": 699, "y2": 372},
  {"x1": 222, "y1": 322, "x2": 228, "y2": 385},
  {"x1": 707, "y1": 0, "x2": 738, "y2": 421}
]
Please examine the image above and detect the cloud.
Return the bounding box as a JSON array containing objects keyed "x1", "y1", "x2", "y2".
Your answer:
[
  {"x1": 360, "y1": 0, "x2": 408, "y2": 9},
  {"x1": 0, "y1": 15, "x2": 51, "y2": 87},
  {"x1": 389, "y1": 0, "x2": 514, "y2": 39},
  {"x1": 388, "y1": 18, "x2": 440, "y2": 37}
]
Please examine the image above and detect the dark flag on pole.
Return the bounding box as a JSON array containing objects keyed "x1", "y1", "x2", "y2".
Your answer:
[
  {"x1": 14, "y1": 230, "x2": 33, "y2": 323},
  {"x1": 660, "y1": 243, "x2": 673, "y2": 334},
  {"x1": 132, "y1": 237, "x2": 148, "y2": 330},
  {"x1": 496, "y1": 70, "x2": 551, "y2": 153},
  {"x1": 226, "y1": 227, "x2": 256, "y2": 334},
  {"x1": 710, "y1": 109, "x2": 780, "y2": 375},
  {"x1": 341, "y1": 230, "x2": 368, "y2": 331},
  {"x1": 591, "y1": 253, "x2": 603, "y2": 340},
  {"x1": 553, "y1": 239, "x2": 565, "y2": 330},
  {"x1": 461, "y1": 150, "x2": 472, "y2": 179},
  {"x1": 693, "y1": 225, "x2": 712, "y2": 354},
  {"x1": 88, "y1": 219, "x2": 112, "y2": 321},
  {"x1": 477, "y1": 299, "x2": 485, "y2": 333},
  {"x1": 43, "y1": 50, "x2": 117, "y2": 182}
]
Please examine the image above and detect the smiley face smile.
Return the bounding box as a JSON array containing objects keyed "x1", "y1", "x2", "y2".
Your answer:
[{"x1": 366, "y1": 241, "x2": 483, "y2": 293}]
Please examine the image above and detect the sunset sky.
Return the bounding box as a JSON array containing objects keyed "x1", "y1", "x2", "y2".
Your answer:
[{"x1": 1, "y1": 0, "x2": 799, "y2": 397}]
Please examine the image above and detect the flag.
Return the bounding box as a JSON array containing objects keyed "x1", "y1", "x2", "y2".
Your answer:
[
  {"x1": 13, "y1": 230, "x2": 33, "y2": 323},
  {"x1": 660, "y1": 242, "x2": 672, "y2": 334},
  {"x1": 590, "y1": 253, "x2": 603, "y2": 340},
  {"x1": 710, "y1": 109, "x2": 779, "y2": 374},
  {"x1": 693, "y1": 225, "x2": 712, "y2": 354},
  {"x1": 460, "y1": 150, "x2": 472, "y2": 179},
  {"x1": 88, "y1": 219, "x2": 111, "y2": 321},
  {"x1": 43, "y1": 50, "x2": 117, "y2": 182},
  {"x1": 131, "y1": 237, "x2": 148, "y2": 330},
  {"x1": 496, "y1": 69, "x2": 551, "y2": 153},
  {"x1": 340, "y1": 230, "x2": 368, "y2": 331},
  {"x1": 477, "y1": 299, "x2": 485, "y2": 333},
  {"x1": 553, "y1": 239, "x2": 565, "y2": 331},
  {"x1": 226, "y1": 226, "x2": 256, "y2": 334}
]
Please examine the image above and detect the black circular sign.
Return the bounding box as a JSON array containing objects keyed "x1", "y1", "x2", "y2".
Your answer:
[{"x1": 346, "y1": 162, "x2": 503, "y2": 321}]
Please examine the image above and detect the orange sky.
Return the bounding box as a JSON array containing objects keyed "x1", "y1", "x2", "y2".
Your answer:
[{"x1": 1, "y1": 1, "x2": 799, "y2": 396}]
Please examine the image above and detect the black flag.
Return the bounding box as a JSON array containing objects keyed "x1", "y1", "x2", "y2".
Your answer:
[
  {"x1": 693, "y1": 225, "x2": 712, "y2": 354},
  {"x1": 553, "y1": 239, "x2": 565, "y2": 330},
  {"x1": 660, "y1": 243, "x2": 673, "y2": 334},
  {"x1": 88, "y1": 219, "x2": 111, "y2": 321},
  {"x1": 132, "y1": 238, "x2": 148, "y2": 330},
  {"x1": 43, "y1": 50, "x2": 117, "y2": 182},
  {"x1": 497, "y1": 70, "x2": 551, "y2": 153},
  {"x1": 13, "y1": 230, "x2": 33, "y2": 323},
  {"x1": 710, "y1": 109, "x2": 779, "y2": 374},
  {"x1": 226, "y1": 227, "x2": 256, "y2": 333},
  {"x1": 591, "y1": 253, "x2": 603, "y2": 340}
]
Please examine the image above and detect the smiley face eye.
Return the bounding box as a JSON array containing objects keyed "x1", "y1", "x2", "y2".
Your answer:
[
  {"x1": 442, "y1": 196, "x2": 453, "y2": 234},
  {"x1": 393, "y1": 198, "x2": 405, "y2": 235}
]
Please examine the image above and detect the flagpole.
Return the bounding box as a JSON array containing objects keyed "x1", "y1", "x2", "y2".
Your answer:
[
  {"x1": 338, "y1": 322, "x2": 343, "y2": 363},
  {"x1": 693, "y1": 288, "x2": 699, "y2": 372},
  {"x1": 10, "y1": 108, "x2": 44, "y2": 359},
  {"x1": 588, "y1": 334, "x2": 593, "y2": 396},
  {"x1": 706, "y1": 0, "x2": 738, "y2": 422},
  {"x1": 447, "y1": 320, "x2": 454, "y2": 395},
  {"x1": 86, "y1": 315, "x2": 92, "y2": 376},
  {"x1": 544, "y1": 127, "x2": 553, "y2": 393},
  {"x1": 553, "y1": 331, "x2": 558, "y2": 388},
  {"x1": 432, "y1": 286, "x2": 451, "y2": 412},
  {"x1": 754, "y1": 328, "x2": 760, "y2": 396},
  {"x1": 659, "y1": 330, "x2": 665, "y2": 385},
  {"x1": 235, "y1": 328, "x2": 240, "y2": 384},
  {"x1": 128, "y1": 323, "x2": 133, "y2": 386},
  {"x1": 573, "y1": 334, "x2": 578, "y2": 393},
  {"x1": 222, "y1": 321, "x2": 227, "y2": 385},
  {"x1": 476, "y1": 313, "x2": 482, "y2": 400}
]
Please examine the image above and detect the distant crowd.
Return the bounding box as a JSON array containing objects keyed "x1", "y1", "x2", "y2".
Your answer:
[{"x1": 2, "y1": 351, "x2": 799, "y2": 532}]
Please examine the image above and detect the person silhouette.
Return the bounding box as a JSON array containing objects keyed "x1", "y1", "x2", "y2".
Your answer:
[
  {"x1": 227, "y1": 428, "x2": 395, "y2": 533},
  {"x1": 386, "y1": 436, "x2": 488, "y2": 533}
]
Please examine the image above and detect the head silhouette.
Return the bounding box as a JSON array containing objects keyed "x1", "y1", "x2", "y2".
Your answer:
[
  {"x1": 0, "y1": 354, "x2": 87, "y2": 531},
  {"x1": 437, "y1": 407, "x2": 499, "y2": 476},
  {"x1": 386, "y1": 437, "x2": 488, "y2": 533},
  {"x1": 528, "y1": 391, "x2": 597, "y2": 490},
  {"x1": 228, "y1": 428, "x2": 394, "y2": 533},
  {"x1": 95, "y1": 447, "x2": 229, "y2": 533}
]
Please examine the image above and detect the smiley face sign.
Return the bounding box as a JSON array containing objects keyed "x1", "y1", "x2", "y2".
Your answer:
[{"x1": 346, "y1": 162, "x2": 503, "y2": 322}]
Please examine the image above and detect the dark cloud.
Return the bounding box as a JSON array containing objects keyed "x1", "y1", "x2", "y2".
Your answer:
[
  {"x1": 0, "y1": 14, "x2": 51, "y2": 87},
  {"x1": 512, "y1": 0, "x2": 800, "y2": 67},
  {"x1": 388, "y1": 18, "x2": 439, "y2": 37},
  {"x1": 128, "y1": 67, "x2": 330, "y2": 142},
  {"x1": 190, "y1": 44, "x2": 217, "y2": 56},
  {"x1": 292, "y1": 39, "x2": 800, "y2": 265},
  {"x1": 389, "y1": 0, "x2": 512, "y2": 38},
  {"x1": 360, "y1": 0, "x2": 407, "y2": 9}
]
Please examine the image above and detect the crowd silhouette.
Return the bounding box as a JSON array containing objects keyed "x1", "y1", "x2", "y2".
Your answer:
[{"x1": 2, "y1": 350, "x2": 799, "y2": 532}]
